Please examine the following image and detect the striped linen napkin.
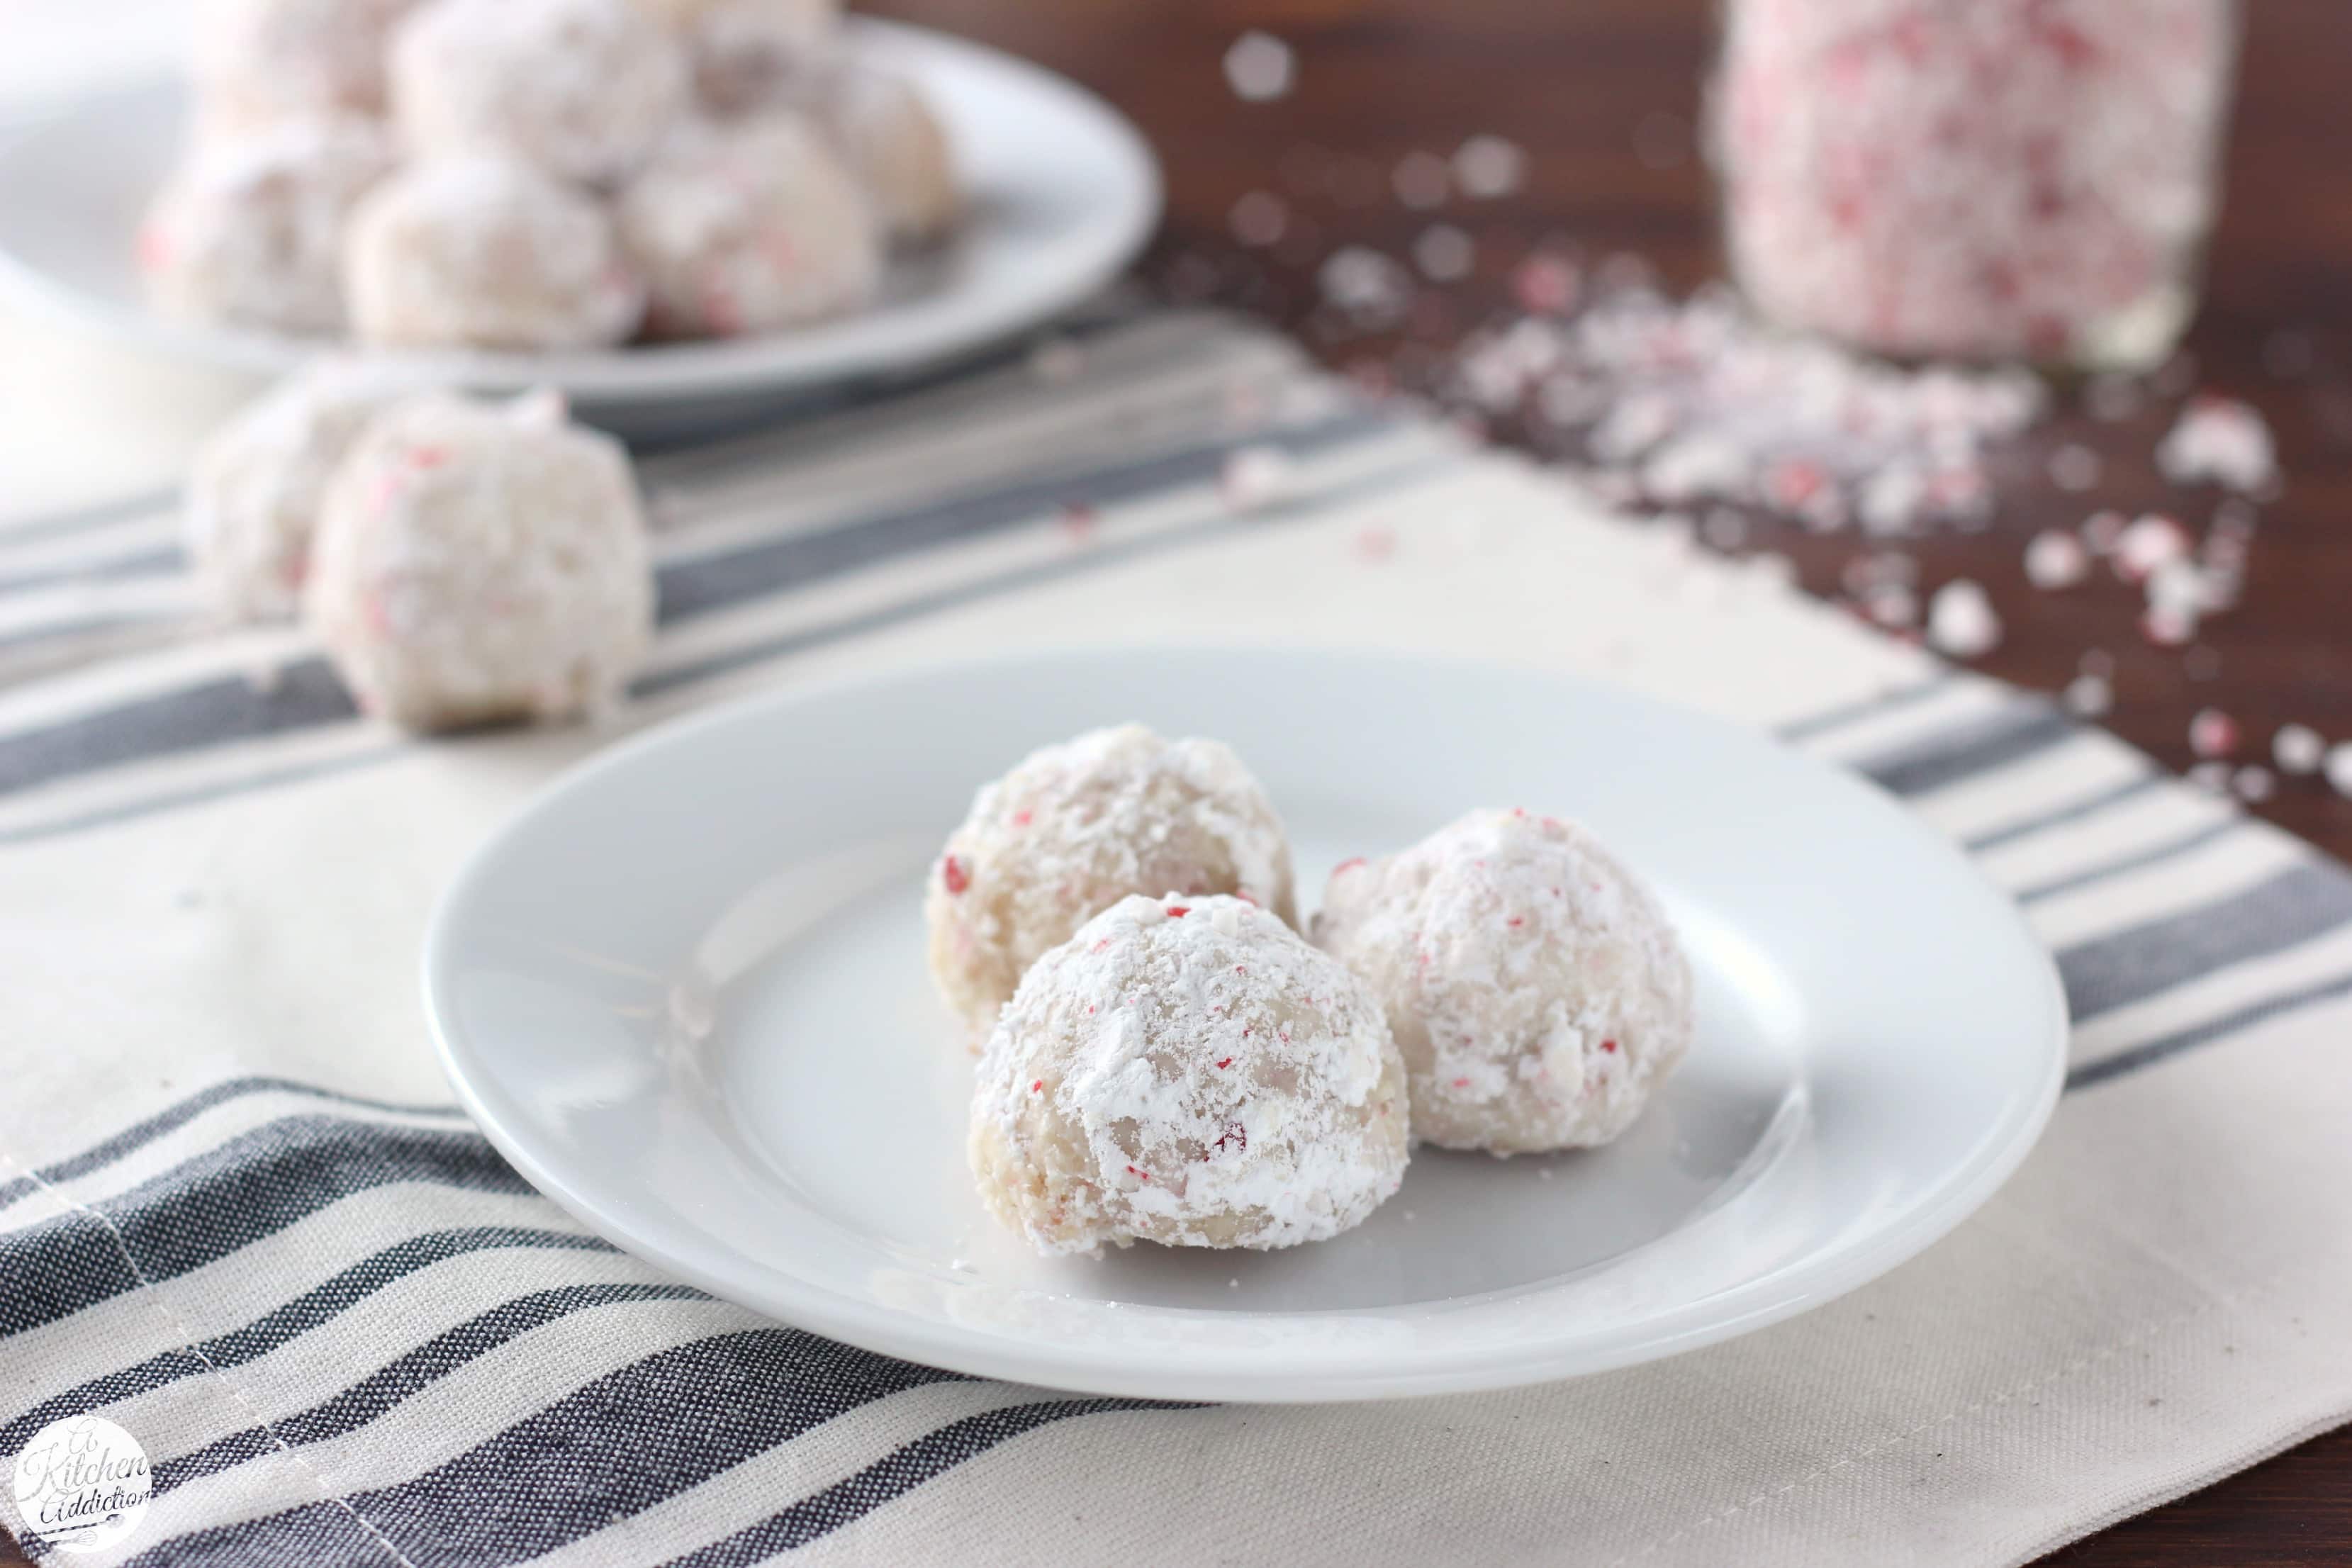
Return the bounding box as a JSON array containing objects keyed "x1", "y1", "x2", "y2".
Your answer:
[{"x1": 4, "y1": 310, "x2": 2350, "y2": 1568}]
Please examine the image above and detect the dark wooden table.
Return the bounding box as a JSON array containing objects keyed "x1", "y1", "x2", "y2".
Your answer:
[{"x1": 863, "y1": 1, "x2": 2352, "y2": 1561}]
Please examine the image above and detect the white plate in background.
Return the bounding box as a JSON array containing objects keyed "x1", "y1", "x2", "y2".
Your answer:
[
  {"x1": 0, "y1": 20, "x2": 1161, "y2": 435},
  {"x1": 424, "y1": 647, "x2": 2068, "y2": 1403}
]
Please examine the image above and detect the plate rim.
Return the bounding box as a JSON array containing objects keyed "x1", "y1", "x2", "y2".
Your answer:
[
  {"x1": 0, "y1": 18, "x2": 1164, "y2": 404},
  {"x1": 422, "y1": 644, "x2": 2071, "y2": 1403}
]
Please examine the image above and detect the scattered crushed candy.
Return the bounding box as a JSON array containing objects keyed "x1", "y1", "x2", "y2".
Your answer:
[{"x1": 2158, "y1": 396, "x2": 2280, "y2": 495}]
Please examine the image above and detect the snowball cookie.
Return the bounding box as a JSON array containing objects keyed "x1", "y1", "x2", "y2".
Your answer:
[
  {"x1": 184, "y1": 364, "x2": 404, "y2": 622},
  {"x1": 807, "y1": 65, "x2": 959, "y2": 247},
  {"x1": 191, "y1": 0, "x2": 422, "y2": 134},
  {"x1": 305, "y1": 391, "x2": 654, "y2": 730},
  {"x1": 342, "y1": 157, "x2": 647, "y2": 350},
  {"x1": 140, "y1": 117, "x2": 396, "y2": 335},
  {"x1": 1314, "y1": 808, "x2": 1695, "y2": 1156},
  {"x1": 390, "y1": 0, "x2": 688, "y2": 186},
  {"x1": 971, "y1": 893, "x2": 1409, "y2": 1255},
  {"x1": 673, "y1": 0, "x2": 840, "y2": 120},
  {"x1": 926, "y1": 724, "x2": 1299, "y2": 1041},
  {"x1": 615, "y1": 116, "x2": 880, "y2": 337}
]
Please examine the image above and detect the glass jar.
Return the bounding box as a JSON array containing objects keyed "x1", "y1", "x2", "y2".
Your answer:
[{"x1": 1706, "y1": 0, "x2": 2242, "y2": 369}]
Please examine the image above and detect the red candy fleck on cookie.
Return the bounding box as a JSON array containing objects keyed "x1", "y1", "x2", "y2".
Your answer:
[
  {"x1": 1126, "y1": 1165, "x2": 1151, "y2": 1182},
  {"x1": 941, "y1": 855, "x2": 969, "y2": 895},
  {"x1": 1452, "y1": 1077, "x2": 1472, "y2": 1089},
  {"x1": 1507, "y1": 917, "x2": 1525, "y2": 928},
  {"x1": 1165, "y1": 905, "x2": 1190, "y2": 917},
  {"x1": 1031, "y1": 1080, "x2": 1043, "y2": 1093},
  {"x1": 1211, "y1": 1122, "x2": 1248, "y2": 1156},
  {"x1": 1601, "y1": 1038, "x2": 1619, "y2": 1053},
  {"x1": 407, "y1": 445, "x2": 449, "y2": 469},
  {"x1": 1333, "y1": 857, "x2": 1367, "y2": 875},
  {"x1": 1012, "y1": 809, "x2": 1033, "y2": 827},
  {"x1": 1216, "y1": 1057, "x2": 1233, "y2": 1069}
]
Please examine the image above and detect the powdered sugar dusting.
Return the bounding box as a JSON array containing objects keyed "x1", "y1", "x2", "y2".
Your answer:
[{"x1": 970, "y1": 892, "x2": 1408, "y2": 1255}]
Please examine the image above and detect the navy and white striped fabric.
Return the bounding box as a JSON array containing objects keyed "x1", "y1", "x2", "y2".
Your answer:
[{"x1": 5, "y1": 310, "x2": 2351, "y2": 1568}]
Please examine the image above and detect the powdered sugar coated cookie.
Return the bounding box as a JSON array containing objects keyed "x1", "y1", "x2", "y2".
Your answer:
[
  {"x1": 1314, "y1": 807, "x2": 1694, "y2": 1155},
  {"x1": 615, "y1": 115, "x2": 880, "y2": 337},
  {"x1": 391, "y1": 0, "x2": 688, "y2": 185},
  {"x1": 342, "y1": 157, "x2": 646, "y2": 349},
  {"x1": 675, "y1": 0, "x2": 840, "y2": 119},
  {"x1": 306, "y1": 391, "x2": 653, "y2": 730},
  {"x1": 192, "y1": 0, "x2": 423, "y2": 134},
  {"x1": 184, "y1": 362, "x2": 404, "y2": 622},
  {"x1": 970, "y1": 893, "x2": 1409, "y2": 1255},
  {"x1": 926, "y1": 724, "x2": 1299, "y2": 1041},
  {"x1": 140, "y1": 116, "x2": 396, "y2": 335}
]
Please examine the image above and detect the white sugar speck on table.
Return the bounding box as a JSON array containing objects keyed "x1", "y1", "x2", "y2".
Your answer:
[{"x1": 1452, "y1": 133, "x2": 1526, "y2": 198}]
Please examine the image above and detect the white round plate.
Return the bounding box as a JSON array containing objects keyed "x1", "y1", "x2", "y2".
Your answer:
[
  {"x1": 0, "y1": 21, "x2": 1160, "y2": 432},
  {"x1": 424, "y1": 648, "x2": 2067, "y2": 1403}
]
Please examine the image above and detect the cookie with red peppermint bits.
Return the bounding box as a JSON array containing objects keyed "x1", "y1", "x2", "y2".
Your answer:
[
  {"x1": 185, "y1": 361, "x2": 406, "y2": 624},
  {"x1": 192, "y1": 0, "x2": 424, "y2": 136},
  {"x1": 667, "y1": 0, "x2": 840, "y2": 121},
  {"x1": 305, "y1": 390, "x2": 652, "y2": 731},
  {"x1": 342, "y1": 157, "x2": 646, "y2": 350},
  {"x1": 141, "y1": 116, "x2": 396, "y2": 337},
  {"x1": 970, "y1": 893, "x2": 1408, "y2": 1256},
  {"x1": 390, "y1": 0, "x2": 688, "y2": 186},
  {"x1": 1314, "y1": 808, "x2": 1693, "y2": 1156},
  {"x1": 788, "y1": 63, "x2": 961, "y2": 248},
  {"x1": 613, "y1": 114, "x2": 880, "y2": 340},
  {"x1": 925, "y1": 724, "x2": 1298, "y2": 1043}
]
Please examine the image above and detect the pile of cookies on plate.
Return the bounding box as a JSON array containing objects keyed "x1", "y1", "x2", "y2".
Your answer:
[
  {"x1": 929, "y1": 724, "x2": 1697, "y2": 1258},
  {"x1": 142, "y1": 0, "x2": 958, "y2": 349}
]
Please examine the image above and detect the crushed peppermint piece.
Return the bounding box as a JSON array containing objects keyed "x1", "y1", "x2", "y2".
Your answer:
[
  {"x1": 2188, "y1": 707, "x2": 2239, "y2": 759},
  {"x1": 1318, "y1": 245, "x2": 1412, "y2": 326},
  {"x1": 2025, "y1": 531, "x2": 2090, "y2": 590},
  {"x1": 2157, "y1": 397, "x2": 2279, "y2": 494},
  {"x1": 2063, "y1": 673, "x2": 2113, "y2": 717},
  {"x1": 1223, "y1": 31, "x2": 1296, "y2": 101},
  {"x1": 1926, "y1": 580, "x2": 2003, "y2": 659},
  {"x1": 2273, "y1": 724, "x2": 2326, "y2": 775},
  {"x1": 2141, "y1": 605, "x2": 2197, "y2": 646},
  {"x1": 1452, "y1": 135, "x2": 1527, "y2": 198},
  {"x1": 2114, "y1": 515, "x2": 2191, "y2": 582}
]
